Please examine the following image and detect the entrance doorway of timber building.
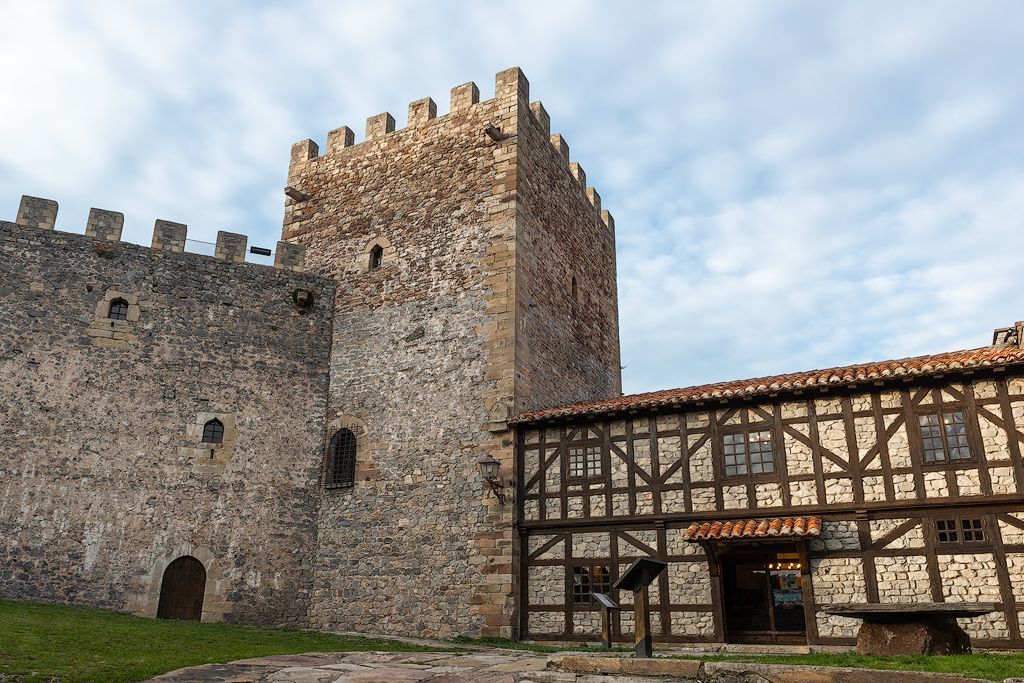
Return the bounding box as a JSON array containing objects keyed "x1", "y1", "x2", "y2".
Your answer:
[
  {"x1": 720, "y1": 548, "x2": 806, "y2": 644},
  {"x1": 156, "y1": 556, "x2": 206, "y2": 621}
]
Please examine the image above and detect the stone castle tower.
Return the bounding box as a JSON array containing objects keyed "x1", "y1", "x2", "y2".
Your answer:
[
  {"x1": 0, "y1": 66, "x2": 620, "y2": 640},
  {"x1": 284, "y1": 67, "x2": 621, "y2": 637}
]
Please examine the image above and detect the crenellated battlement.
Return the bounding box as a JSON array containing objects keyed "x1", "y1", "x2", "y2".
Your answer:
[
  {"x1": 285, "y1": 67, "x2": 613, "y2": 233},
  {"x1": 9, "y1": 195, "x2": 306, "y2": 272}
]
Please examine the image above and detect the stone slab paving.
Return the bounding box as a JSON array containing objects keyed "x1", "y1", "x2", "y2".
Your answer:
[{"x1": 149, "y1": 651, "x2": 1008, "y2": 683}]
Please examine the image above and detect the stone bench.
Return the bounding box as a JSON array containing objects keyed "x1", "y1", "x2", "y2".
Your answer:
[{"x1": 824, "y1": 603, "x2": 997, "y2": 655}]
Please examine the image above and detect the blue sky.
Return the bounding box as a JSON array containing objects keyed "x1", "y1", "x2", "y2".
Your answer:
[{"x1": 2, "y1": 1, "x2": 1022, "y2": 395}]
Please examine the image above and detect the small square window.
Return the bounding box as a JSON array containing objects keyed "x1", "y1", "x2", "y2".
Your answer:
[
  {"x1": 568, "y1": 445, "x2": 602, "y2": 480},
  {"x1": 960, "y1": 518, "x2": 985, "y2": 543},
  {"x1": 936, "y1": 518, "x2": 958, "y2": 544}
]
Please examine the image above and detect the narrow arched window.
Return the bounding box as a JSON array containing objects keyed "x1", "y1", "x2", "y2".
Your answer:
[
  {"x1": 369, "y1": 244, "x2": 384, "y2": 270},
  {"x1": 108, "y1": 298, "x2": 129, "y2": 321},
  {"x1": 201, "y1": 419, "x2": 224, "y2": 444},
  {"x1": 326, "y1": 428, "x2": 356, "y2": 489}
]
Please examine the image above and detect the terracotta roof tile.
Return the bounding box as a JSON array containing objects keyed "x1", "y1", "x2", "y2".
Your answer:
[
  {"x1": 511, "y1": 345, "x2": 1024, "y2": 424},
  {"x1": 684, "y1": 516, "x2": 822, "y2": 542}
]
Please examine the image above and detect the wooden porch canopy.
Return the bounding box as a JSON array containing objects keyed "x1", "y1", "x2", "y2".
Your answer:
[{"x1": 683, "y1": 516, "x2": 822, "y2": 542}]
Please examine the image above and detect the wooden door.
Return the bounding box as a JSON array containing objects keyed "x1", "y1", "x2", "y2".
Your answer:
[
  {"x1": 156, "y1": 556, "x2": 206, "y2": 621},
  {"x1": 721, "y1": 548, "x2": 806, "y2": 644}
]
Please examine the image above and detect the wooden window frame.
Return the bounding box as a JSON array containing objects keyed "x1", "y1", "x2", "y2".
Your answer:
[
  {"x1": 719, "y1": 423, "x2": 779, "y2": 483},
  {"x1": 934, "y1": 515, "x2": 988, "y2": 549},
  {"x1": 914, "y1": 406, "x2": 976, "y2": 469},
  {"x1": 571, "y1": 563, "x2": 611, "y2": 607},
  {"x1": 566, "y1": 443, "x2": 603, "y2": 482}
]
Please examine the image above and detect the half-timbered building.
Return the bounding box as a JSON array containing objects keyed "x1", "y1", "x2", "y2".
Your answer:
[{"x1": 513, "y1": 323, "x2": 1024, "y2": 648}]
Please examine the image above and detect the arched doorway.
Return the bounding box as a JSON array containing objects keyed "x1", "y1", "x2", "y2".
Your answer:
[{"x1": 156, "y1": 556, "x2": 206, "y2": 621}]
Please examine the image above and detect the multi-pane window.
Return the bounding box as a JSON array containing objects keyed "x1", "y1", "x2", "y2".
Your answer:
[
  {"x1": 722, "y1": 430, "x2": 775, "y2": 477},
  {"x1": 568, "y1": 445, "x2": 602, "y2": 479},
  {"x1": 326, "y1": 428, "x2": 356, "y2": 489},
  {"x1": 572, "y1": 564, "x2": 611, "y2": 605},
  {"x1": 936, "y1": 518, "x2": 985, "y2": 545},
  {"x1": 108, "y1": 298, "x2": 129, "y2": 321},
  {"x1": 201, "y1": 419, "x2": 224, "y2": 444},
  {"x1": 918, "y1": 410, "x2": 971, "y2": 463}
]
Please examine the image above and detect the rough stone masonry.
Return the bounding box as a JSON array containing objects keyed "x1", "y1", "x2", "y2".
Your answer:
[{"x1": 0, "y1": 66, "x2": 622, "y2": 638}]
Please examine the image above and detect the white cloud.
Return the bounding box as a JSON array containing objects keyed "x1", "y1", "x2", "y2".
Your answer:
[{"x1": 1, "y1": 0, "x2": 1022, "y2": 396}]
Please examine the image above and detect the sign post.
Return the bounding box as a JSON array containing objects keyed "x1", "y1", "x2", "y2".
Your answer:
[
  {"x1": 591, "y1": 592, "x2": 621, "y2": 649},
  {"x1": 612, "y1": 557, "x2": 668, "y2": 658}
]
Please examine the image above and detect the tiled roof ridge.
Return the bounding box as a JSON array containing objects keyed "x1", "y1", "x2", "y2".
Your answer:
[
  {"x1": 512, "y1": 344, "x2": 1024, "y2": 424},
  {"x1": 683, "y1": 515, "x2": 822, "y2": 541}
]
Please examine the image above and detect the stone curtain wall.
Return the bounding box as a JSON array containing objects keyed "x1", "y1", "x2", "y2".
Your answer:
[
  {"x1": 519, "y1": 378, "x2": 1024, "y2": 646},
  {"x1": 0, "y1": 219, "x2": 334, "y2": 626}
]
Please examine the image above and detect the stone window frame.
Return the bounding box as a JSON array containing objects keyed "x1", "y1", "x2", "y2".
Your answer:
[
  {"x1": 85, "y1": 288, "x2": 141, "y2": 347},
  {"x1": 187, "y1": 413, "x2": 238, "y2": 464},
  {"x1": 718, "y1": 422, "x2": 779, "y2": 483},
  {"x1": 322, "y1": 414, "x2": 373, "y2": 488},
  {"x1": 359, "y1": 236, "x2": 395, "y2": 272},
  {"x1": 913, "y1": 405, "x2": 978, "y2": 470},
  {"x1": 933, "y1": 515, "x2": 989, "y2": 548}
]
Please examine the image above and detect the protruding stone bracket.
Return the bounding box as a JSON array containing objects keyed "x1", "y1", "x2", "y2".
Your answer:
[
  {"x1": 484, "y1": 124, "x2": 509, "y2": 143},
  {"x1": 152, "y1": 219, "x2": 187, "y2": 252},
  {"x1": 284, "y1": 186, "x2": 310, "y2": 202},
  {"x1": 274, "y1": 240, "x2": 306, "y2": 272},
  {"x1": 214, "y1": 231, "x2": 247, "y2": 263},
  {"x1": 16, "y1": 195, "x2": 58, "y2": 230},
  {"x1": 85, "y1": 208, "x2": 124, "y2": 241}
]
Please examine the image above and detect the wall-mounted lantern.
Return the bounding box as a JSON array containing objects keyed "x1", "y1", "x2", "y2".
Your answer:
[{"x1": 475, "y1": 454, "x2": 507, "y2": 505}]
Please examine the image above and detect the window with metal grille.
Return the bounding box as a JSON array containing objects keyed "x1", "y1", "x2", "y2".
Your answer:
[
  {"x1": 572, "y1": 564, "x2": 611, "y2": 605},
  {"x1": 201, "y1": 419, "x2": 224, "y2": 444},
  {"x1": 108, "y1": 298, "x2": 129, "y2": 321},
  {"x1": 918, "y1": 410, "x2": 972, "y2": 463},
  {"x1": 568, "y1": 445, "x2": 602, "y2": 480},
  {"x1": 722, "y1": 429, "x2": 775, "y2": 477},
  {"x1": 936, "y1": 517, "x2": 985, "y2": 545},
  {"x1": 369, "y1": 245, "x2": 383, "y2": 270},
  {"x1": 326, "y1": 428, "x2": 356, "y2": 489}
]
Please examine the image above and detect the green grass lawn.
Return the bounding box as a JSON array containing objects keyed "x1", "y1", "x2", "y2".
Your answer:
[{"x1": 0, "y1": 599, "x2": 450, "y2": 683}]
